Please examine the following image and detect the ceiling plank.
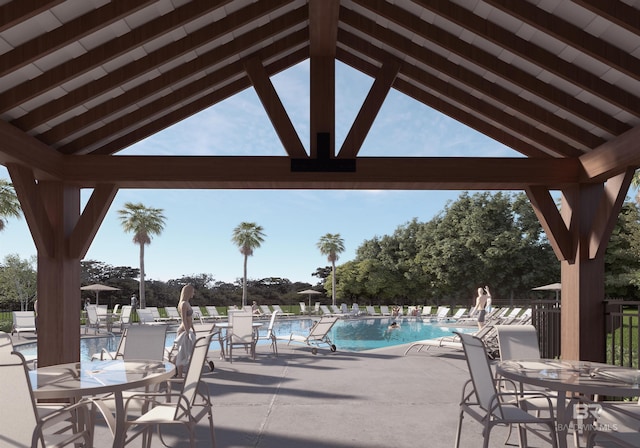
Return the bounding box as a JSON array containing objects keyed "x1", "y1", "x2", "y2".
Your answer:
[
  {"x1": 89, "y1": 49, "x2": 309, "y2": 156},
  {"x1": 60, "y1": 156, "x2": 580, "y2": 190},
  {"x1": 12, "y1": 0, "x2": 296, "y2": 132},
  {"x1": 245, "y1": 57, "x2": 308, "y2": 158},
  {"x1": 56, "y1": 31, "x2": 309, "y2": 155},
  {"x1": 411, "y1": 0, "x2": 640, "y2": 117},
  {"x1": 309, "y1": 0, "x2": 339, "y2": 158},
  {"x1": 338, "y1": 59, "x2": 400, "y2": 159},
  {"x1": 485, "y1": 0, "x2": 640, "y2": 83},
  {"x1": 0, "y1": 0, "x2": 63, "y2": 32},
  {"x1": 579, "y1": 124, "x2": 640, "y2": 182},
  {"x1": 573, "y1": 0, "x2": 640, "y2": 36},
  {"x1": 346, "y1": 2, "x2": 628, "y2": 137},
  {"x1": 40, "y1": 7, "x2": 308, "y2": 145},
  {"x1": 0, "y1": 0, "x2": 228, "y2": 114},
  {"x1": 0, "y1": 0, "x2": 154, "y2": 77}
]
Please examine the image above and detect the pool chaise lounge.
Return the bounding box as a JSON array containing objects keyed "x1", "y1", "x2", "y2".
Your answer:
[{"x1": 403, "y1": 324, "x2": 497, "y2": 356}]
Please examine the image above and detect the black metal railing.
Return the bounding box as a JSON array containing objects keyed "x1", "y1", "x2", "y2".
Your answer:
[
  {"x1": 604, "y1": 300, "x2": 640, "y2": 368},
  {"x1": 531, "y1": 299, "x2": 561, "y2": 359}
]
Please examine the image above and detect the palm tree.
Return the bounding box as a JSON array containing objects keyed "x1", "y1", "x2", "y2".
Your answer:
[
  {"x1": 231, "y1": 222, "x2": 266, "y2": 308},
  {"x1": 317, "y1": 233, "x2": 345, "y2": 306},
  {"x1": 118, "y1": 202, "x2": 166, "y2": 309},
  {"x1": 0, "y1": 179, "x2": 21, "y2": 231}
]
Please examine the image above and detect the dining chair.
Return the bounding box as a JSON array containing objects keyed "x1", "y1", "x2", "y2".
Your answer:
[
  {"x1": 257, "y1": 310, "x2": 279, "y2": 356},
  {"x1": 226, "y1": 312, "x2": 257, "y2": 363},
  {"x1": 454, "y1": 331, "x2": 558, "y2": 448},
  {"x1": 122, "y1": 331, "x2": 217, "y2": 448},
  {"x1": 0, "y1": 350, "x2": 93, "y2": 448}
]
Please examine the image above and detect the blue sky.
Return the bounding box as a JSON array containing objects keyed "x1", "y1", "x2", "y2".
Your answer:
[{"x1": 0, "y1": 61, "x2": 520, "y2": 285}]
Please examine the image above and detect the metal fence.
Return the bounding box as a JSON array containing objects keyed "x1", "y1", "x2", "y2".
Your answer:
[
  {"x1": 531, "y1": 299, "x2": 561, "y2": 359},
  {"x1": 604, "y1": 300, "x2": 639, "y2": 368}
]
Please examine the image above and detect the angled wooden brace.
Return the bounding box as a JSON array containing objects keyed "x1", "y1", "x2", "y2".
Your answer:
[
  {"x1": 526, "y1": 185, "x2": 574, "y2": 262},
  {"x1": 68, "y1": 183, "x2": 117, "y2": 259}
]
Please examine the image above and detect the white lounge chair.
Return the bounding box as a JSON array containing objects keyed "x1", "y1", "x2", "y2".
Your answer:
[
  {"x1": 272, "y1": 304, "x2": 294, "y2": 317},
  {"x1": 85, "y1": 305, "x2": 109, "y2": 334},
  {"x1": 165, "y1": 306, "x2": 182, "y2": 322},
  {"x1": 404, "y1": 324, "x2": 496, "y2": 356},
  {"x1": 365, "y1": 306, "x2": 380, "y2": 316},
  {"x1": 203, "y1": 306, "x2": 224, "y2": 320},
  {"x1": 320, "y1": 305, "x2": 334, "y2": 316},
  {"x1": 111, "y1": 305, "x2": 133, "y2": 331},
  {"x1": 379, "y1": 305, "x2": 391, "y2": 316},
  {"x1": 330, "y1": 304, "x2": 343, "y2": 315},
  {"x1": 259, "y1": 305, "x2": 273, "y2": 316},
  {"x1": 287, "y1": 316, "x2": 339, "y2": 354},
  {"x1": 454, "y1": 331, "x2": 557, "y2": 448},
  {"x1": 420, "y1": 306, "x2": 433, "y2": 318},
  {"x1": 12, "y1": 311, "x2": 37, "y2": 338},
  {"x1": 120, "y1": 332, "x2": 217, "y2": 447},
  {"x1": 137, "y1": 308, "x2": 167, "y2": 325},
  {"x1": 299, "y1": 302, "x2": 308, "y2": 315}
]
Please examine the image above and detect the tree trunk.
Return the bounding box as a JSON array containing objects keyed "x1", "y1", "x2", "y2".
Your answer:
[
  {"x1": 242, "y1": 254, "x2": 248, "y2": 308},
  {"x1": 139, "y1": 243, "x2": 146, "y2": 309},
  {"x1": 331, "y1": 260, "x2": 336, "y2": 306}
]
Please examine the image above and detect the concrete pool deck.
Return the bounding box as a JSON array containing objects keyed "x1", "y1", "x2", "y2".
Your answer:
[{"x1": 13, "y1": 328, "x2": 564, "y2": 448}]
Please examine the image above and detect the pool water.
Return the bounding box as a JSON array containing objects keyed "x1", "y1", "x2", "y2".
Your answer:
[{"x1": 15, "y1": 317, "x2": 473, "y2": 360}]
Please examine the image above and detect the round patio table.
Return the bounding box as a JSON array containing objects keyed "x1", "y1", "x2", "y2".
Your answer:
[
  {"x1": 496, "y1": 359, "x2": 640, "y2": 448},
  {"x1": 31, "y1": 359, "x2": 175, "y2": 448}
]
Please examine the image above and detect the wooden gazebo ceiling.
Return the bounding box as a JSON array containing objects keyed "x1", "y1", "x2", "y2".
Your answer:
[{"x1": 1, "y1": 0, "x2": 640, "y2": 190}]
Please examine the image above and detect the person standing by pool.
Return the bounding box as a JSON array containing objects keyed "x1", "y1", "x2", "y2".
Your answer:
[
  {"x1": 175, "y1": 284, "x2": 195, "y2": 377},
  {"x1": 470, "y1": 285, "x2": 491, "y2": 329}
]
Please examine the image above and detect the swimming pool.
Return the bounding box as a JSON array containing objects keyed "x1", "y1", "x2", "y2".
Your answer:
[{"x1": 15, "y1": 317, "x2": 473, "y2": 360}]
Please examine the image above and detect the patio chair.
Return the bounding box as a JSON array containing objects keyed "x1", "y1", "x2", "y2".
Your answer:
[
  {"x1": 111, "y1": 305, "x2": 133, "y2": 331},
  {"x1": 330, "y1": 304, "x2": 343, "y2": 315},
  {"x1": 420, "y1": 306, "x2": 433, "y2": 318},
  {"x1": 85, "y1": 305, "x2": 108, "y2": 334},
  {"x1": 365, "y1": 305, "x2": 380, "y2": 316},
  {"x1": 121, "y1": 331, "x2": 217, "y2": 448},
  {"x1": 0, "y1": 350, "x2": 92, "y2": 448},
  {"x1": 379, "y1": 305, "x2": 391, "y2": 316},
  {"x1": 203, "y1": 306, "x2": 224, "y2": 320},
  {"x1": 165, "y1": 307, "x2": 182, "y2": 322},
  {"x1": 299, "y1": 302, "x2": 308, "y2": 315},
  {"x1": 287, "y1": 316, "x2": 339, "y2": 355},
  {"x1": 257, "y1": 310, "x2": 279, "y2": 356},
  {"x1": 403, "y1": 324, "x2": 496, "y2": 355},
  {"x1": 320, "y1": 305, "x2": 334, "y2": 316},
  {"x1": 434, "y1": 306, "x2": 451, "y2": 321},
  {"x1": 92, "y1": 325, "x2": 168, "y2": 361},
  {"x1": 259, "y1": 305, "x2": 273, "y2": 316},
  {"x1": 586, "y1": 401, "x2": 640, "y2": 448},
  {"x1": 226, "y1": 312, "x2": 257, "y2": 363},
  {"x1": 454, "y1": 331, "x2": 558, "y2": 448},
  {"x1": 137, "y1": 308, "x2": 167, "y2": 325},
  {"x1": 12, "y1": 311, "x2": 37, "y2": 338}
]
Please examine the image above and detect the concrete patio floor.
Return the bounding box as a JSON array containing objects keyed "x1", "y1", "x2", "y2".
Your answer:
[{"x1": 13, "y1": 329, "x2": 564, "y2": 447}]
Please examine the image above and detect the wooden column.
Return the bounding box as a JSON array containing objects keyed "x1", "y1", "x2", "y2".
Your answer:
[{"x1": 8, "y1": 163, "x2": 117, "y2": 367}]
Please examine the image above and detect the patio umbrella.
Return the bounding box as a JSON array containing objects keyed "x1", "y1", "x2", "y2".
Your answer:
[
  {"x1": 532, "y1": 282, "x2": 561, "y2": 300},
  {"x1": 81, "y1": 283, "x2": 120, "y2": 306},
  {"x1": 297, "y1": 289, "x2": 322, "y2": 311}
]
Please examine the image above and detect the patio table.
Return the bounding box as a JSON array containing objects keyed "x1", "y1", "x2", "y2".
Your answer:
[
  {"x1": 496, "y1": 359, "x2": 640, "y2": 448},
  {"x1": 30, "y1": 359, "x2": 175, "y2": 448}
]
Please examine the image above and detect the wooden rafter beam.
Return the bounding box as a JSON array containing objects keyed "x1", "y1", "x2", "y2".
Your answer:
[
  {"x1": 526, "y1": 186, "x2": 573, "y2": 262},
  {"x1": 579, "y1": 124, "x2": 640, "y2": 182},
  {"x1": 338, "y1": 25, "x2": 603, "y2": 153},
  {"x1": 338, "y1": 59, "x2": 400, "y2": 159},
  {"x1": 0, "y1": 0, "x2": 154, "y2": 77},
  {"x1": 89, "y1": 49, "x2": 308, "y2": 156},
  {"x1": 0, "y1": 120, "x2": 63, "y2": 179},
  {"x1": 573, "y1": 0, "x2": 640, "y2": 36},
  {"x1": 589, "y1": 168, "x2": 634, "y2": 259},
  {"x1": 348, "y1": 1, "x2": 628, "y2": 136},
  {"x1": 0, "y1": 0, "x2": 228, "y2": 114},
  {"x1": 411, "y1": 0, "x2": 640, "y2": 117},
  {"x1": 484, "y1": 0, "x2": 640, "y2": 84},
  {"x1": 58, "y1": 30, "x2": 309, "y2": 155},
  {"x1": 58, "y1": 156, "x2": 579, "y2": 190},
  {"x1": 68, "y1": 184, "x2": 118, "y2": 259},
  {"x1": 6, "y1": 164, "x2": 55, "y2": 257},
  {"x1": 245, "y1": 57, "x2": 307, "y2": 158},
  {"x1": 0, "y1": 0, "x2": 63, "y2": 32},
  {"x1": 42, "y1": 6, "x2": 308, "y2": 147}
]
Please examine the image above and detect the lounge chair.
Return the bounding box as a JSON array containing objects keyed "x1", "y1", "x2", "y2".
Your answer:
[
  {"x1": 259, "y1": 305, "x2": 272, "y2": 316},
  {"x1": 111, "y1": 305, "x2": 133, "y2": 331},
  {"x1": 433, "y1": 306, "x2": 451, "y2": 321},
  {"x1": 271, "y1": 304, "x2": 294, "y2": 317},
  {"x1": 203, "y1": 306, "x2": 224, "y2": 320},
  {"x1": 12, "y1": 311, "x2": 37, "y2": 338},
  {"x1": 420, "y1": 306, "x2": 433, "y2": 318},
  {"x1": 120, "y1": 332, "x2": 217, "y2": 447},
  {"x1": 379, "y1": 305, "x2": 391, "y2": 316},
  {"x1": 299, "y1": 302, "x2": 308, "y2": 315},
  {"x1": 286, "y1": 316, "x2": 339, "y2": 354},
  {"x1": 85, "y1": 305, "x2": 108, "y2": 334},
  {"x1": 454, "y1": 331, "x2": 557, "y2": 448},
  {"x1": 403, "y1": 324, "x2": 496, "y2": 356},
  {"x1": 148, "y1": 306, "x2": 172, "y2": 322},
  {"x1": 447, "y1": 308, "x2": 467, "y2": 321},
  {"x1": 137, "y1": 308, "x2": 167, "y2": 325},
  {"x1": 0, "y1": 350, "x2": 93, "y2": 448},
  {"x1": 320, "y1": 305, "x2": 334, "y2": 316},
  {"x1": 365, "y1": 305, "x2": 380, "y2": 316},
  {"x1": 165, "y1": 306, "x2": 182, "y2": 322},
  {"x1": 330, "y1": 304, "x2": 343, "y2": 315}
]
